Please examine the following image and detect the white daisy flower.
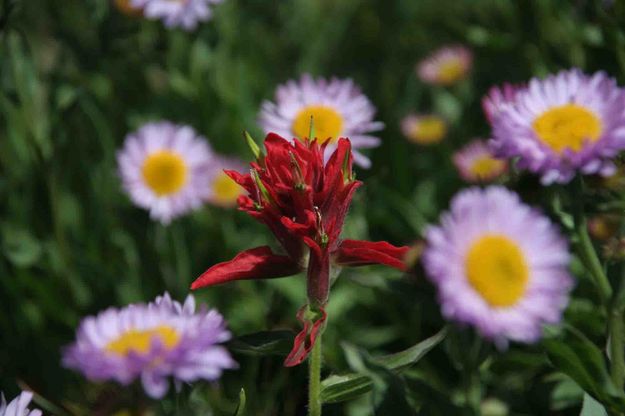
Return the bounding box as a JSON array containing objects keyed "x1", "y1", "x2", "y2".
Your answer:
[
  {"x1": 131, "y1": 0, "x2": 224, "y2": 30},
  {"x1": 117, "y1": 121, "x2": 213, "y2": 224},
  {"x1": 258, "y1": 74, "x2": 384, "y2": 168}
]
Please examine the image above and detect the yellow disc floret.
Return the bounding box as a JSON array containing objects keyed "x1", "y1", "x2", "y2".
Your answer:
[
  {"x1": 533, "y1": 104, "x2": 602, "y2": 153},
  {"x1": 470, "y1": 156, "x2": 506, "y2": 180},
  {"x1": 465, "y1": 234, "x2": 529, "y2": 307},
  {"x1": 105, "y1": 326, "x2": 180, "y2": 356},
  {"x1": 292, "y1": 106, "x2": 344, "y2": 144},
  {"x1": 437, "y1": 59, "x2": 466, "y2": 85},
  {"x1": 409, "y1": 116, "x2": 446, "y2": 144},
  {"x1": 212, "y1": 172, "x2": 243, "y2": 206},
  {"x1": 142, "y1": 151, "x2": 188, "y2": 196}
]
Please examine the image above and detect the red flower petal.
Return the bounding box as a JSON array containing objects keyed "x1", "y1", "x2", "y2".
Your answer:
[
  {"x1": 334, "y1": 240, "x2": 410, "y2": 271},
  {"x1": 191, "y1": 246, "x2": 301, "y2": 290},
  {"x1": 284, "y1": 306, "x2": 327, "y2": 367}
]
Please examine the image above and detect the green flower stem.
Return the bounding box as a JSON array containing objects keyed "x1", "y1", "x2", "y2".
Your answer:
[
  {"x1": 464, "y1": 334, "x2": 483, "y2": 415},
  {"x1": 571, "y1": 178, "x2": 624, "y2": 391},
  {"x1": 170, "y1": 224, "x2": 191, "y2": 294},
  {"x1": 572, "y1": 178, "x2": 612, "y2": 304},
  {"x1": 308, "y1": 335, "x2": 323, "y2": 416},
  {"x1": 576, "y1": 216, "x2": 613, "y2": 304},
  {"x1": 610, "y1": 269, "x2": 625, "y2": 390},
  {"x1": 609, "y1": 307, "x2": 625, "y2": 389}
]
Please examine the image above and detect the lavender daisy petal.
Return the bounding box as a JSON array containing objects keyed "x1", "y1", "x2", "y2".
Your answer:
[{"x1": 0, "y1": 392, "x2": 42, "y2": 416}]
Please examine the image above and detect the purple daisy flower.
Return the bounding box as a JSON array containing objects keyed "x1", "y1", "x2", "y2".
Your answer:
[
  {"x1": 258, "y1": 74, "x2": 384, "y2": 168},
  {"x1": 417, "y1": 45, "x2": 473, "y2": 86},
  {"x1": 117, "y1": 121, "x2": 214, "y2": 225},
  {"x1": 131, "y1": 0, "x2": 224, "y2": 30},
  {"x1": 400, "y1": 113, "x2": 447, "y2": 145},
  {"x1": 62, "y1": 292, "x2": 237, "y2": 399},
  {"x1": 0, "y1": 392, "x2": 42, "y2": 416},
  {"x1": 423, "y1": 186, "x2": 573, "y2": 345},
  {"x1": 490, "y1": 69, "x2": 625, "y2": 184},
  {"x1": 453, "y1": 139, "x2": 507, "y2": 183}
]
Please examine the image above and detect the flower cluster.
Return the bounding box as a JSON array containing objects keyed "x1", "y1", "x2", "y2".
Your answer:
[
  {"x1": 63, "y1": 292, "x2": 236, "y2": 398},
  {"x1": 192, "y1": 133, "x2": 409, "y2": 366}
]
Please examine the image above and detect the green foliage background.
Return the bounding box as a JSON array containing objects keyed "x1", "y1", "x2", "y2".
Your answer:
[{"x1": 2, "y1": 0, "x2": 625, "y2": 414}]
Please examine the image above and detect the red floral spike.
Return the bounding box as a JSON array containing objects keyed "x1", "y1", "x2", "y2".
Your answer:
[{"x1": 191, "y1": 133, "x2": 409, "y2": 365}]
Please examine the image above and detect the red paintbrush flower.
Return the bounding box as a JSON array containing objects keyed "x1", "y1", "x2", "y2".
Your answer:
[{"x1": 191, "y1": 133, "x2": 409, "y2": 366}]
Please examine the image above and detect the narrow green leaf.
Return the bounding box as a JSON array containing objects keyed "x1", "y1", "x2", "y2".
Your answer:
[
  {"x1": 544, "y1": 326, "x2": 625, "y2": 412},
  {"x1": 320, "y1": 328, "x2": 446, "y2": 404},
  {"x1": 341, "y1": 343, "x2": 416, "y2": 414}
]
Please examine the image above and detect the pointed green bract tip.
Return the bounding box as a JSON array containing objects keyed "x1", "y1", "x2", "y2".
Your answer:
[
  {"x1": 244, "y1": 131, "x2": 262, "y2": 160},
  {"x1": 308, "y1": 116, "x2": 315, "y2": 141},
  {"x1": 251, "y1": 169, "x2": 273, "y2": 204},
  {"x1": 234, "y1": 388, "x2": 246, "y2": 416}
]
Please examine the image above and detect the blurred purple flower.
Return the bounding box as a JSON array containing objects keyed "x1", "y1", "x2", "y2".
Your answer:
[
  {"x1": 490, "y1": 69, "x2": 625, "y2": 184},
  {"x1": 400, "y1": 113, "x2": 447, "y2": 145},
  {"x1": 453, "y1": 139, "x2": 507, "y2": 182},
  {"x1": 423, "y1": 186, "x2": 572, "y2": 346},
  {"x1": 63, "y1": 292, "x2": 236, "y2": 398},
  {"x1": 417, "y1": 45, "x2": 472, "y2": 86},
  {"x1": 131, "y1": 0, "x2": 224, "y2": 30}
]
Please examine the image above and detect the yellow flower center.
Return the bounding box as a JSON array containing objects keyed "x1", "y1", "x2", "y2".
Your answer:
[
  {"x1": 532, "y1": 104, "x2": 602, "y2": 153},
  {"x1": 470, "y1": 156, "x2": 505, "y2": 180},
  {"x1": 465, "y1": 234, "x2": 529, "y2": 307},
  {"x1": 292, "y1": 106, "x2": 344, "y2": 144},
  {"x1": 437, "y1": 59, "x2": 465, "y2": 85},
  {"x1": 105, "y1": 326, "x2": 180, "y2": 356},
  {"x1": 212, "y1": 172, "x2": 242, "y2": 205},
  {"x1": 142, "y1": 151, "x2": 188, "y2": 196},
  {"x1": 410, "y1": 117, "x2": 446, "y2": 144}
]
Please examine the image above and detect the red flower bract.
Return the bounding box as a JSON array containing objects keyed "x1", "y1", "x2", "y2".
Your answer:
[{"x1": 191, "y1": 133, "x2": 409, "y2": 366}]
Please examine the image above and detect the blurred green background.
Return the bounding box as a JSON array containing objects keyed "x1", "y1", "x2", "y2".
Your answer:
[{"x1": 2, "y1": 0, "x2": 625, "y2": 414}]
